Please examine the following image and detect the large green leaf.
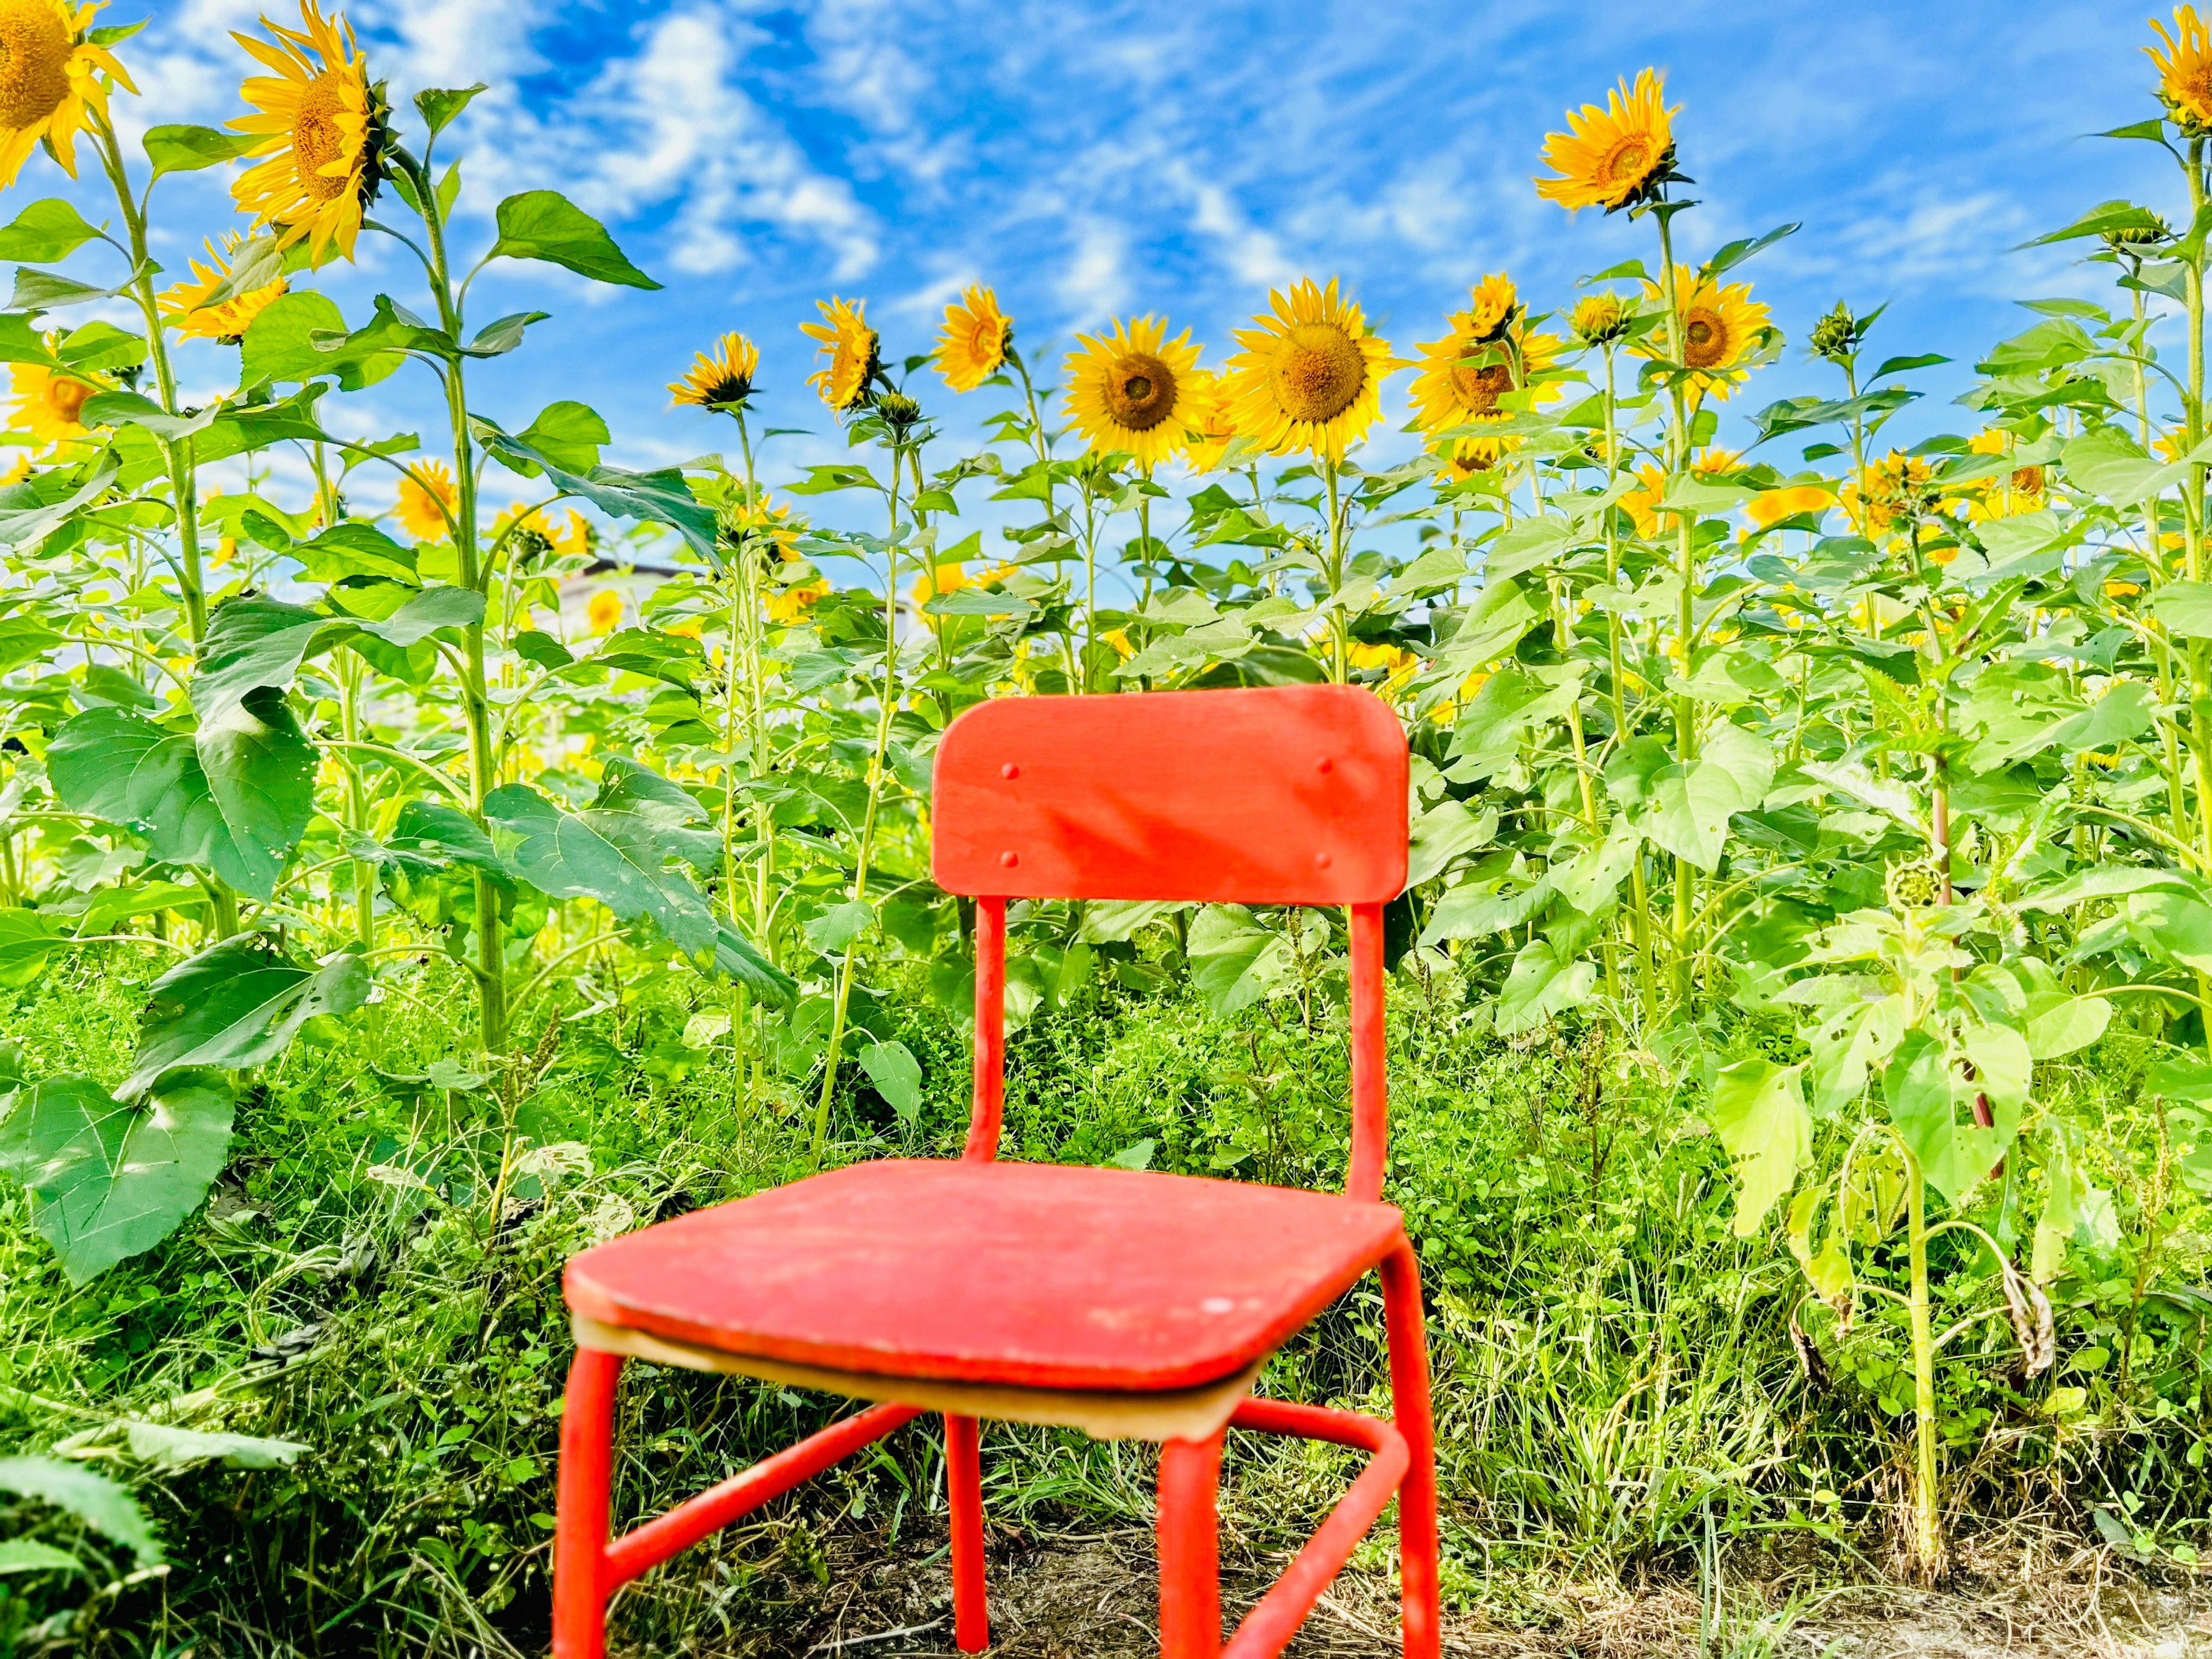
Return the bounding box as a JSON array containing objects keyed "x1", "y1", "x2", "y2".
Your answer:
[
  {"x1": 1185, "y1": 904, "x2": 1293, "y2": 1014},
  {"x1": 0, "y1": 908, "x2": 63, "y2": 988},
  {"x1": 1612, "y1": 722, "x2": 1773, "y2": 873},
  {"x1": 238, "y1": 290, "x2": 400, "y2": 390},
  {"x1": 0, "y1": 1457, "x2": 161, "y2": 1564},
  {"x1": 124, "y1": 935, "x2": 369, "y2": 1097},
  {"x1": 1495, "y1": 937, "x2": 1598, "y2": 1035},
  {"x1": 489, "y1": 190, "x2": 660, "y2": 289},
  {"x1": 142, "y1": 123, "x2": 260, "y2": 176},
  {"x1": 194, "y1": 688, "x2": 317, "y2": 902},
  {"x1": 472, "y1": 418, "x2": 715, "y2": 559},
  {"x1": 0, "y1": 462, "x2": 116, "y2": 548},
  {"x1": 0, "y1": 1071, "x2": 232, "y2": 1283},
  {"x1": 1710, "y1": 1056, "x2": 1812, "y2": 1236},
  {"x1": 0, "y1": 198, "x2": 101, "y2": 262},
  {"x1": 46, "y1": 707, "x2": 270, "y2": 898},
  {"x1": 485, "y1": 778, "x2": 791, "y2": 1001},
  {"x1": 1883, "y1": 1023, "x2": 2029, "y2": 1203}
]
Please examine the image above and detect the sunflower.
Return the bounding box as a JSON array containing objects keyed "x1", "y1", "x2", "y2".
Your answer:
[
  {"x1": 1410, "y1": 300, "x2": 1562, "y2": 474},
  {"x1": 1224, "y1": 278, "x2": 1398, "y2": 463},
  {"x1": 725, "y1": 490, "x2": 801, "y2": 562},
  {"x1": 669, "y1": 332, "x2": 757, "y2": 411},
  {"x1": 935, "y1": 285, "x2": 1011, "y2": 392},
  {"x1": 1842, "y1": 452, "x2": 1938, "y2": 537},
  {"x1": 1177, "y1": 369, "x2": 1242, "y2": 472},
  {"x1": 394, "y1": 460, "x2": 454, "y2": 541},
  {"x1": 1635, "y1": 264, "x2": 1768, "y2": 402},
  {"x1": 1063, "y1": 315, "x2": 1206, "y2": 469},
  {"x1": 768, "y1": 575, "x2": 829, "y2": 623},
  {"x1": 0, "y1": 0, "x2": 133, "y2": 187},
  {"x1": 157, "y1": 234, "x2": 289, "y2": 344},
  {"x1": 1747, "y1": 482, "x2": 1836, "y2": 529},
  {"x1": 497, "y1": 502, "x2": 590, "y2": 562},
  {"x1": 586, "y1": 589, "x2": 623, "y2": 634},
  {"x1": 1955, "y1": 428, "x2": 2045, "y2": 521},
  {"x1": 228, "y1": 1, "x2": 387, "y2": 264},
  {"x1": 1464, "y1": 274, "x2": 1518, "y2": 341},
  {"x1": 1620, "y1": 449, "x2": 1737, "y2": 537},
  {"x1": 800, "y1": 296, "x2": 879, "y2": 412},
  {"x1": 2152, "y1": 8, "x2": 2212, "y2": 131},
  {"x1": 8, "y1": 360, "x2": 104, "y2": 445},
  {"x1": 1534, "y1": 69, "x2": 1679, "y2": 213},
  {"x1": 1346, "y1": 639, "x2": 1419, "y2": 699}
]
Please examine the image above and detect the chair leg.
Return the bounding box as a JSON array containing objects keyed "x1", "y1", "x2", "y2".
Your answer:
[
  {"x1": 553, "y1": 1347, "x2": 625, "y2": 1659},
  {"x1": 1157, "y1": 1427, "x2": 1224, "y2": 1659},
  {"x1": 1382, "y1": 1243, "x2": 1441, "y2": 1659},
  {"x1": 944, "y1": 1412, "x2": 989, "y2": 1653}
]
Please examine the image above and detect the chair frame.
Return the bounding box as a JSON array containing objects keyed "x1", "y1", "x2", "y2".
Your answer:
[{"x1": 552, "y1": 685, "x2": 1440, "y2": 1658}]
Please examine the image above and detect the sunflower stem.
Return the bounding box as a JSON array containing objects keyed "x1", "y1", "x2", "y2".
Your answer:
[
  {"x1": 1325, "y1": 463, "x2": 1347, "y2": 684},
  {"x1": 1653, "y1": 203, "x2": 1698, "y2": 1010}
]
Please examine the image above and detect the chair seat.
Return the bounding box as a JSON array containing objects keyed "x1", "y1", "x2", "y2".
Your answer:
[{"x1": 564, "y1": 1160, "x2": 1405, "y2": 1394}]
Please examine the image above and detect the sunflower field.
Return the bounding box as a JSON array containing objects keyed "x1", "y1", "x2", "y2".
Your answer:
[{"x1": 2, "y1": 2, "x2": 2211, "y2": 1654}]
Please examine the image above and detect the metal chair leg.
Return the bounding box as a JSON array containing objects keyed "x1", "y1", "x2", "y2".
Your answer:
[
  {"x1": 944, "y1": 1412, "x2": 989, "y2": 1652},
  {"x1": 1382, "y1": 1243, "x2": 1441, "y2": 1659},
  {"x1": 553, "y1": 1348, "x2": 624, "y2": 1659},
  {"x1": 1157, "y1": 1427, "x2": 1225, "y2": 1658}
]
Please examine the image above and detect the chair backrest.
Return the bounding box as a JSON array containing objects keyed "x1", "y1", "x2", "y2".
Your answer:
[{"x1": 932, "y1": 684, "x2": 1408, "y2": 1202}]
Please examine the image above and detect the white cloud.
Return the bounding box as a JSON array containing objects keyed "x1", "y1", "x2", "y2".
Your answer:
[{"x1": 1056, "y1": 217, "x2": 1130, "y2": 321}]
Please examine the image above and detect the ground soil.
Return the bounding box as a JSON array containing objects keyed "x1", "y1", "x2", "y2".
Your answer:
[{"x1": 637, "y1": 1520, "x2": 2212, "y2": 1659}]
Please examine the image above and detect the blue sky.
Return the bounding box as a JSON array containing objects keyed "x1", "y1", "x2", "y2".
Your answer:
[{"x1": 79, "y1": 1, "x2": 2192, "y2": 511}]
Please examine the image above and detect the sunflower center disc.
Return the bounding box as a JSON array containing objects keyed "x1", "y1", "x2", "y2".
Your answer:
[
  {"x1": 1273, "y1": 324, "x2": 1364, "y2": 423},
  {"x1": 1448, "y1": 360, "x2": 1513, "y2": 415},
  {"x1": 293, "y1": 71, "x2": 356, "y2": 204},
  {"x1": 1681, "y1": 309, "x2": 1728, "y2": 369},
  {"x1": 1103, "y1": 351, "x2": 1175, "y2": 430},
  {"x1": 1604, "y1": 140, "x2": 1649, "y2": 185},
  {"x1": 0, "y1": 0, "x2": 73, "y2": 130},
  {"x1": 46, "y1": 376, "x2": 89, "y2": 424}
]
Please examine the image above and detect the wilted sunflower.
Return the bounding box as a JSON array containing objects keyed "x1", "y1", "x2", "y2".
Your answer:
[
  {"x1": 1411, "y1": 300, "x2": 1562, "y2": 474},
  {"x1": 229, "y1": 1, "x2": 387, "y2": 264},
  {"x1": 8, "y1": 361, "x2": 104, "y2": 445},
  {"x1": 1637, "y1": 264, "x2": 1769, "y2": 401},
  {"x1": 2151, "y1": 7, "x2": 2212, "y2": 131},
  {"x1": 1224, "y1": 278, "x2": 1397, "y2": 463},
  {"x1": 801, "y1": 296, "x2": 879, "y2": 412},
  {"x1": 1535, "y1": 69, "x2": 1679, "y2": 213},
  {"x1": 1064, "y1": 315, "x2": 1206, "y2": 469},
  {"x1": 0, "y1": 0, "x2": 134, "y2": 188},
  {"x1": 395, "y1": 461, "x2": 454, "y2": 541},
  {"x1": 157, "y1": 235, "x2": 289, "y2": 344},
  {"x1": 670, "y1": 332, "x2": 757, "y2": 411},
  {"x1": 934, "y1": 285, "x2": 1011, "y2": 393}
]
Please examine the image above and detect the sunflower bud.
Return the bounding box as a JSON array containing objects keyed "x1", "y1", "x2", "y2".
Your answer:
[
  {"x1": 1571, "y1": 293, "x2": 1627, "y2": 346},
  {"x1": 876, "y1": 391, "x2": 923, "y2": 436},
  {"x1": 2102, "y1": 214, "x2": 2172, "y2": 263},
  {"x1": 1884, "y1": 855, "x2": 1945, "y2": 912},
  {"x1": 1809, "y1": 300, "x2": 1867, "y2": 365}
]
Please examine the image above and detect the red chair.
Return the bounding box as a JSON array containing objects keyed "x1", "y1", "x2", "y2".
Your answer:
[{"x1": 551, "y1": 683, "x2": 1439, "y2": 1659}]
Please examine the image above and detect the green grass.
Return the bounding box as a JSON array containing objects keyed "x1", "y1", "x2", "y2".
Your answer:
[{"x1": 0, "y1": 949, "x2": 2206, "y2": 1654}]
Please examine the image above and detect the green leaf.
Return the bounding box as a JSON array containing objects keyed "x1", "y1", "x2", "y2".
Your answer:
[
  {"x1": 2153, "y1": 580, "x2": 2212, "y2": 639},
  {"x1": 385, "y1": 798, "x2": 503, "y2": 877},
  {"x1": 2024, "y1": 994, "x2": 2111, "y2": 1060},
  {"x1": 805, "y1": 899, "x2": 874, "y2": 952},
  {"x1": 484, "y1": 779, "x2": 794, "y2": 1002},
  {"x1": 858, "y1": 1040, "x2": 923, "y2": 1123},
  {"x1": 142, "y1": 124, "x2": 260, "y2": 177},
  {"x1": 291, "y1": 521, "x2": 418, "y2": 584},
  {"x1": 1703, "y1": 221, "x2": 1798, "y2": 278},
  {"x1": 46, "y1": 707, "x2": 274, "y2": 899},
  {"x1": 79, "y1": 388, "x2": 218, "y2": 441},
  {"x1": 1186, "y1": 904, "x2": 1293, "y2": 1014},
  {"x1": 513, "y1": 400, "x2": 609, "y2": 476},
  {"x1": 239, "y1": 290, "x2": 400, "y2": 391},
  {"x1": 1883, "y1": 1024, "x2": 2027, "y2": 1203},
  {"x1": 414, "y1": 84, "x2": 487, "y2": 136},
  {"x1": 1615, "y1": 722, "x2": 1772, "y2": 873},
  {"x1": 0, "y1": 198, "x2": 101, "y2": 262},
  {"x1": 1710, "y1": 1057, "x2": 1812, "y2": 1237},
  {"x1": 124, "y1": 935, "x2": 369, "y2": 1097},
  {"x1": 0, "y1": 1071, "x2": 232, "y2": 1283},
  {"x1": 0, "y1": 311, "x2": 62, "y2": 369},
  {"x1": 0, "y1": 908, "x2": 63, "y2": 989},
  {"x1": 10, "y1": 268, "x2": 117, "y2": 310},
  {"x1": 0, "y1": 1457, "x2": 161, "y2": 1563},
  {"x1": 472, "y1": 416, "x2": 714, "y2": 560},
  {"x1": 0, "y1": 1539, "x2": 82, "y2": 1575},
  {"x1": 0, "y1": 462, "x2": 116, "y2": 548},
  {"x1": 2033, "y1": 1141, "x2": 2080, "y2": 1282},
  {"x1": 489, "y1": 190, "x2": 660, "y2": 289},
  {"x1": 1495, "y1": 937, "x2": 1597, "y2": 1035},
  {"x1": 463, "y1": 309, "x2": 548, "y2": 357},
  {"x1": 512, "y1": 629, "x2": 574, "y2": 670},
  {"x1": 123, "y1": 1422, "x2": 309, "y2": 1470}
]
